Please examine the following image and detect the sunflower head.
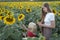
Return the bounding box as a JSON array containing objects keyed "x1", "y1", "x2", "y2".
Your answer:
[
  {"x1": 18, "y1": 4, "x2": 23, "y2": 10},
  {"x1": 0, "y1": 8, "x2": 2, "y2": 13},
  {"x1": 6, "y1": 11, "x2": 14, "y2": 16},
  {"x1": 9, "y1": 4, "x2": 14, "y2": 9},
  {"x1": 7, "y1": 12, "x2": 12, "y2": 16},
  {"x1": 1, "y1": 8, "x2": 5, "y2": 12},
  {"x1": 58, "y1": 11, "x2": 60, "y2": 16},
  {"x1": 0, "y1": 13, "x2": 3, "y2": 20},
  {"x1": 19, "y1": 5, "x2": 23, "y2": 9},
  {"x1": 0, "y1": 13, "x2": 3, "y2": 16},
  {"x1": 4, "y1": 16, "x2": 15, "y2": 25},
  {"x1": 0, "y1": 16, "x2": 4, "y2": 20},
  {"x1": 4, "y1": 10, "x2": 13, "y2": 16},
  {"x1": 0, "y1": 8, "x2": 5, "y2": 13},
  {"x1": 26, "y1": 8, "x2": 32, "y2": 13},
  {"x1": 52, "y1": 9, "x2": 56, "y2": 15},
  {"x1": 18, "y1": 14, "x2": 25, "y2": 21},
  {"x1": 4, "y1": 9, "x2": 10, "y2": 14}
]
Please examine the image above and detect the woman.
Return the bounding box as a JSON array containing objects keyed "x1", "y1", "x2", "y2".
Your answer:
[{"x1": 37, "y1": 3, "x2": 55, "y2": 40}]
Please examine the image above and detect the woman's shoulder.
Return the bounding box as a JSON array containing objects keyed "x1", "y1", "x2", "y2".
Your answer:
[{"x1": 47, "y1": 12, "x2": 54, "y2": 16}]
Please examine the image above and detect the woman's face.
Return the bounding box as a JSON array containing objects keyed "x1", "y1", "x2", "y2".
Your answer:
[{"x1": 43, "y1": 7, "x2": 48, "y2": 12}]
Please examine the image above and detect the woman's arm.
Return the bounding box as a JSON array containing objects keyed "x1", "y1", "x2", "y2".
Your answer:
[
  {"x1": 37, "y1": 19, "x2": 44, "y2": 25},
  {"x1": 40, "y1": 21, "x2": 55, "y2": 28},
  {"x1": 40, "y1": 18, "x2": 44, "y2": 23}
]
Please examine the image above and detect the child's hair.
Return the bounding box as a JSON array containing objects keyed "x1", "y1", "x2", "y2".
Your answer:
[{"x1": 28, "y1": 22, "x2": 37, "y2": 33}]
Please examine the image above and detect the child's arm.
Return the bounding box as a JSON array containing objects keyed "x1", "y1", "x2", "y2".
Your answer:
[{"x1": 22, "y1": 24, "x2": 28, "y2": 31}]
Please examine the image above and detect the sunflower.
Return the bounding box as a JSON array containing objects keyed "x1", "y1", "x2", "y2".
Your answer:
[
  {"x1": 0, "y1": 16, "x2": 4, "y2": 20},
  {"x1": 0, "y1": 8, "x2": 5, "y2": 13},
  {"x1": 7, "y1": 12, "x2": 11, "y2": 16},
  {"x1": 19, "y1": 5, "x2": 23, "y2": 9},
  {"x1": 52, "y1": 9, "x2": 57, "y2": 15},
  {"x1": 9, "y1": 4, "x2": 14, "y2": 9},
  {"x1": 4, "y1": 9, "x2": 12, "y2": 16},
  {"x1": 0, "y1": 13, "x2": 3, "y2": 16},
  {"x1": 4, "y1": 16, "x2": 15, "y2": 25},
  {"x1": 4, "y1": 9, "x2": 10, "y2": 14},
  {"x1": 18, "y1": 14, "x2": 25, "y2": 21},
  {"x1": 0, "y1": 8, "x2": 3, "y2": 13},
  {"x1": 58, "y1": 11, "x2": 60, "y2": 16},
  {"x1": 4, "y1": 10, "x2": 14, "y2": 16},
  {"x1": 0, "y1": 14, "x2": 3, "y2": 20},
  {"x1": 26, "y1": 8, "x2": 32, "y2": 13},
  {"x1": 7, "y1": 12, "x2": 14, "y2": 16},
  {"x1": 1, "y1": 8, "x2": 5, "y2": 13}
]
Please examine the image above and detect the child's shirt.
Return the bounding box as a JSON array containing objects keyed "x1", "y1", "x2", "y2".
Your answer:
[{"x1": 27, "y1": 30, "x2": 36, "y2": 37}]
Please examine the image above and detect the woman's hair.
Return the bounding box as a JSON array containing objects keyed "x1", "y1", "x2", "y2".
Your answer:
[{"x1": 42, "y1": 3, "x2": 52, "y2": 23}]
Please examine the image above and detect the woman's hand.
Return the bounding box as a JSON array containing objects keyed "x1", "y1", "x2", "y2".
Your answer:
[
  {"x1": 37, "y1": 22, "x2": 43, "y2": 27},
  {"x1": 39, "y1": 23, "x2": 43, "y2": 27},
  {"x1": 37, "y1": 21, "x2": 55, "y2": 28}
]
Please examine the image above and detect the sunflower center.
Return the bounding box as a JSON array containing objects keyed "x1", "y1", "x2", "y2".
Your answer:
[
  {"x1": 2, "y1": 16, "x2": 4, "y2": 20},
  {"x1": 53, "y1": 10, "x2": 55, "y2": 13},
  {"x1": 20, "y1": 6, "x2": 22, "y2": 8},
  {"x1": 8, "y1": 12, "x2": 11, "y2": 15},
  {"x1": 0, "y1": 14, "x2": 3, "y2": 16},
  {"x1": 19, "y1": 15, "x2": 22, "y2": 18},
  {"x1": 28, "y1": 9, "x2": 30, "y2": 11},
  {"x1": 6, "y1": 17, "x2": 13, "y2": 22},
  {"x1": 59, "y1": 12, "x2": 60, "y2": 13}
]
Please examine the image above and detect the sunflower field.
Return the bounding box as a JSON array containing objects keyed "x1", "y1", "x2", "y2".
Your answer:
[{"x1": 0, "y1": 2, "x2": 60, "y2": 40}]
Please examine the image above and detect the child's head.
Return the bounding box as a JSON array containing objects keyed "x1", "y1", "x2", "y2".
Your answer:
[{"x1": 28, "y1": 22, "x2": 37, "y2": 33}]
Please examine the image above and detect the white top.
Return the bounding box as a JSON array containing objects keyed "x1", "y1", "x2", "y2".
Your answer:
[{"x1": 44, "y1": 13, "x2": 55, "y2": 26}]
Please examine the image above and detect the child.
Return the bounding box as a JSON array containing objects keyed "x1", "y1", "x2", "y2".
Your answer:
[{"x1": 22, "y1": 22, "x2": 38, "y2": 37}]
